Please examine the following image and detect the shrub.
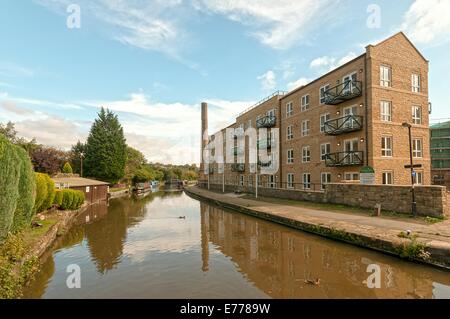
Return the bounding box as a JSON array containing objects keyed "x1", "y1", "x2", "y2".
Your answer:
[
  {"x1": 11, "y1": 147, "x2": 36, "y2": 232},
  {"x1": 62, "y1": 162, "x2": 73, "y2": 174},
  {"x1": 61, "y1": 190, "x2": 75, "y2": 210},
  {"x1": 41, "y1": 174, "x2": 55, "y2": 211},
  {"x1": 0, "y1": 135, "x2": 21, "y2": 239},
  {"x1": 60, "y1": 189, "x2": 85, "y2": 211},
  {"x1": 33, "y1": 173, "x2": 48, "y2": 213},
  {"x1": 53, "y1": 190, "x2": 63, "y2": 207}
]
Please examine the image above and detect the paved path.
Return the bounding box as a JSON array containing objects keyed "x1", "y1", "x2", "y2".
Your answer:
[{"x1": 186, "y1": 186, "x2": 450, "y2": 269}]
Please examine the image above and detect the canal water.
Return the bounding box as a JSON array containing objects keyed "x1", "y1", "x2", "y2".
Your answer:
[{"x1": 23, "y1": 191, "x2": 450, "y2": 299}]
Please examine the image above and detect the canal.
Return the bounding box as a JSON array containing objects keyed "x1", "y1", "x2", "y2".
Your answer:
[{"x1": 23, "y1": 191, "x2": 450, "y2": 299}]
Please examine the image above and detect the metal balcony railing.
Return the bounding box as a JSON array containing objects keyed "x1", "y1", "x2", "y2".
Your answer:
[
  {"x1": 324, "y1": 80, "x2": 362, "y2": 105},
  {"x1": 231, "y1": 163, "x2": 245, "y2": 172},
  {"x1": 325, "y1": 151, "x2": 364, "y2": 167},
  {"x1": 257, "y1": 138, "x2": 274, "y2": 149},
  {"x1": 256, "y1": 115, "x2": 276, "y2": 128},
  {"x1": 324, "y1": 115, "x2": 364, "y2": 135},
  {"x1": 257, "y1": 160, "x2": 272, "y2": 168}
]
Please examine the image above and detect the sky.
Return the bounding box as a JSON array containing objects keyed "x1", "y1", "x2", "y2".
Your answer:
[{"x1": 0, "y1": 0, "x2": 449, "y2": 165}]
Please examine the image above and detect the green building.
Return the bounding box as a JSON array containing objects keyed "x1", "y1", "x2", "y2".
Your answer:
[{"x1": 430, "y1": 121, "x2": 450, "y2": 187}]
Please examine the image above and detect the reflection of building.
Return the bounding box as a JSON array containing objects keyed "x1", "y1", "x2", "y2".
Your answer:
[
  {"x1": 200, "y1": 203, "x2": 447, "y2": 298},
  {"x1": 430, "y1": 121, "x2": 450, "y2": 188},
  {"x1": 201, "y1": 32, "x2": 431, "y2": 188}
]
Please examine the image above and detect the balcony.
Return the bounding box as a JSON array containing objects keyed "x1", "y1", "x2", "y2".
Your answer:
[
  {"x1": 324, "y1": 115, "x2": 364, "y2": 135},
  {"x1": 231, "y1": 163, "x2": 245, "y2": 172},
  {"x1": 324, "y1": 81, "x2": 362, "y2": 105},
  {"x1": 325, "y1": 151, "x2": 364, "y2": 167},
  {"x1": 256, "y1": 115, "x2": 276, "y2": 128},
  {"x1": 257, "y1": 138, "x2": 274, "y2": 150},
  {"x1": 258, "y1": 160, "x2": 272, "y2": 167}
]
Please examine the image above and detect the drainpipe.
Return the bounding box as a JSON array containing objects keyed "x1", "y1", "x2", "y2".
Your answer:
[
  {"x1": 278, "y1": 96, "x2": 282, "y2": 188},
  {"x1": 364, "y1": 55, "x2": 369, "y2": 166}
]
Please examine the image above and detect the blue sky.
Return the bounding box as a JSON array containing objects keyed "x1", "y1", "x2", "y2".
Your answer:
[{"x1": 0, "y1": 0, "x2": 449, "y2": 164}]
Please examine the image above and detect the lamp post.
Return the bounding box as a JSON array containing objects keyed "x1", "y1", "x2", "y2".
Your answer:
[
  {"x1": 80, "y1": 152, "x2": 85, "y2": 177},
  {"x1": 402, "y1": 122, "x2": 417, "y2": 217}
]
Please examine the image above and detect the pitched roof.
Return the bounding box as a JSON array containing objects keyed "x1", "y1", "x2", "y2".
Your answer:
[
  {"x1": 52, "y1": 176, "x2": 109, "y2": 187},
  {"x1": 369, "y1": 31, "x2": 428, "y2": 62}
]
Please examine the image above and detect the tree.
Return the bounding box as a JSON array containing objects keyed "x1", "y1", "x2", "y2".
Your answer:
[
  {"x1": 63, "y1": 162, "x2": 73, "y2": 174},
  {"x1": 70, "y1": 141, "x2": 86, "y2": 174},
  {"x1": 132, "y1": 168, "x2": 155, "y2": 184},
  {"x1": 31, "y1": 146, "x2": 69, "y2": 176},
  {"x1": 84, "y1": 108, "x2": 127, "y2": 184},
  {"x1": 123, "y1": 146, "x2": 147, "y2": 185},
  {"x1": 0, "y1": 121, "x2": 38, "y2": 154}
]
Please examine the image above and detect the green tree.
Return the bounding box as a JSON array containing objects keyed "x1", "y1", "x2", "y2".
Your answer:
[
  {"x1": 132, "y1": 168, "x2": 155, "y2": 184},
  {"x1": 62, "y1": 162, "x2": 73, "y2": 174},
  {"x1": 124, "y1": 146, "x2": 147, "y2": 185},
  {"x1": 70, "y1": 141, "x2": 86, "y2": 175},
  {"x1": 84, "y1": 108, "x2": 127, "y2": 184}
]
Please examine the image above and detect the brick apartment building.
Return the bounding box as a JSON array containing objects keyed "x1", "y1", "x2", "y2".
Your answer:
[
  {"x1": 201, "y1": 32, "x2": 431, "y2": 190},
  {"x1": 430, "y1": 121, "x2": 450, "y2": 188}
]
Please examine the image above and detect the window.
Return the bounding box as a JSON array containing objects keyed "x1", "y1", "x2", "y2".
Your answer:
[
  {"x1": 380, "y1": 65, "x2": 391, "y2": 87},
  {"x1": 320, "y1": 84, "x2": 330, "y2": 104},
  {"x1": 320, "y1": 113, "x2": 331, "y2": 133},
  {"x1": 302, "y1": 146, "x2": 311, "y2": 163},
  {"x1": 412, "y1": 74, "x2": 420, "y2": 93},
  {"x1": 303, "y1": 173, "x2": 311, "y2": 190},
  {"x1": 268, "y1": 175, "x2": 275, "y2": 188},
  {"x1": 382, "y1": 171, "x2": 393, "y2": 185},
  {"x1": 381, "y1": 136, "x2": 393, "y2": 157},
  {"x1": 345, "y1": 173, "x2": 359, "y2": 181},
  {"x1": 413, "y1": 171, "x2": 423, "y2": 185},
  {"x1": 301, "y1": 120, "x2": 310, "y2": 137},
  {"x1": 380, "y1": 101, "x2": 392, "y2": 122},
  {"x1": 86, "y1": 186, "x2": 90, "y2": 193},
  {"x1": 412, "y1": 106, "x2": 422, "y2": 124},
  {"x1": 287, "y1": 125, "x2": 294, "y2": 140},
  {"x1": 321, "y1": 173, "x2": 331, "y2": 190},
  {"x1": 287, "y1": 149, "x2": 294, "y2": 164},
  {"x1": 287, "y1": 173, "x2": 294, "y2": 189},
  {"x1": 413, "y1": 138, "x2": 423, "y2": 158},
  {"x1": 286, "y1": 102, "x2": 294, "y2": 117},
  {"x1": 320, "y1": 143, "x2": 331, "y2": 161},
  {"x1": 301, "y1": 95, "x2": 310, "y2": 111},
  {"x1": 239, "y1": 175, "x2": 244, "y2": 186}
]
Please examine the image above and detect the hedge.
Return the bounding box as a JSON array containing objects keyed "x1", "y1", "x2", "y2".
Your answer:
[
  {"x1": 60, "y1": 189, "x2": 85, "y2": 211},
  {"x1": 53, "y1": 190, "x2": 63, "y2": 207},
  {"x1": 34, "y1": 173, "x2": 48, "y2": 213},
  {"x1": 0, "y1": 135, "x2": 21, "y2": 239},
  {"x1": 41, "y1": 174, "x2": 55, "y2": 212},
  {"x1": 11, "y1": 147, "x2": 36, "y2": 232}
]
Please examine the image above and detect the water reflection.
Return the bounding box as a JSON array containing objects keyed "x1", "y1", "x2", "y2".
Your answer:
[{"x1": 23, "y1": 192, "x2": 450, "y2": 299}]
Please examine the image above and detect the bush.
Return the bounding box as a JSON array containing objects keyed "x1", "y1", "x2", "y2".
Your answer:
[
  {"x1": 60, "y1": 189, "x2": 84, "y2": 211},
  {"x1": 132, "y1": 168, "x2": 154, "y2": 185},
  {"x1": 11, "y1": 147, "x2": 36, "y2": 232},
  {"x1": 53, "y1": 190, "x2": 63, "y2": 207},
  {"x1": 41, "y1": 174, "x2": 55, "y2": 211},
  {"x1": 0, "y1": 135, "x2": 22, "y2": 239},
  {"x1": 62, "y1": 162, "x2": 73, "y2": 174},
  {"x1": 33, "y1": 173, "x2": 48, "y2": 213},
  {"x1": 61, "y1": 190, "x2": 75, "y2": 210}
]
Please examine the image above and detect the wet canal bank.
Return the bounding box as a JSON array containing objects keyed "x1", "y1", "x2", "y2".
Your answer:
[{"x1": 23, "y1": 191, "x2": 450, "y2": 299}]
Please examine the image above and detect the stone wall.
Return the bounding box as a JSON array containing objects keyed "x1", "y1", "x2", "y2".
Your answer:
[{"x1": 198, "y1": 182, "x2": 449, "y2": 218}]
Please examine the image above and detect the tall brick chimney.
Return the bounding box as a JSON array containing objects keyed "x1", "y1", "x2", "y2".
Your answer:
[{"x1": 200, "y1": 102, "x2": 208, "y2": 176}]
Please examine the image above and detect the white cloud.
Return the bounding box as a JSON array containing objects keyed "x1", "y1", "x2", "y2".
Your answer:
[
  {"x1": 0, "y1": 62, "x2": 35, "y2": 78},
  {"x1": 401, "y1": 0, "x2": 450, "y2": 46},
  {"x1": 257, "y1": 70, "x2": 277, "y2": 92},
  {"x1": 287, "y1": 77, "x2": 310, "y2": 91},
  {"x1": 310, "y1": 51, "x2": 358, "y2": 74},
  {"x1": 193, "y1": 0, "x2": 341, "y2": 49},
  {"x1": 35, "y1": 0, "x2": 188, "y2": 58}
]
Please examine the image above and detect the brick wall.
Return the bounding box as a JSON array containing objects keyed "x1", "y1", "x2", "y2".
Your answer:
[
  {"x1": 197, "y1": 182, "x2": 448, "y2": 218},
  {"x1": 325, "y1": 183, "x2": 448, "y2": 218}
]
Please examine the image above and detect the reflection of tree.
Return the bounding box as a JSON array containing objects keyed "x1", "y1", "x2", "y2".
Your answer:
[
  {"x1": 84, "y1": 194, "x2": 160, "y2": 274},
  {"x1": 21, "y1": 254, "x2": 55, "y2": 299}
]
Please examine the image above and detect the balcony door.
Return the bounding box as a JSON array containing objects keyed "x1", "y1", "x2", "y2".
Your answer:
[
  {"x1": 267, "y1": 109, "x2": 275, "y2": 118},
  {"x1": 344, "y1": 139, "x2": 359, "y2": 165},
  {"x1": 343, "y1": 105, "x2": 358, "y2": 129},
  {"x1": 343, "y1": 72, "x2": 357, "y2": 94}
]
